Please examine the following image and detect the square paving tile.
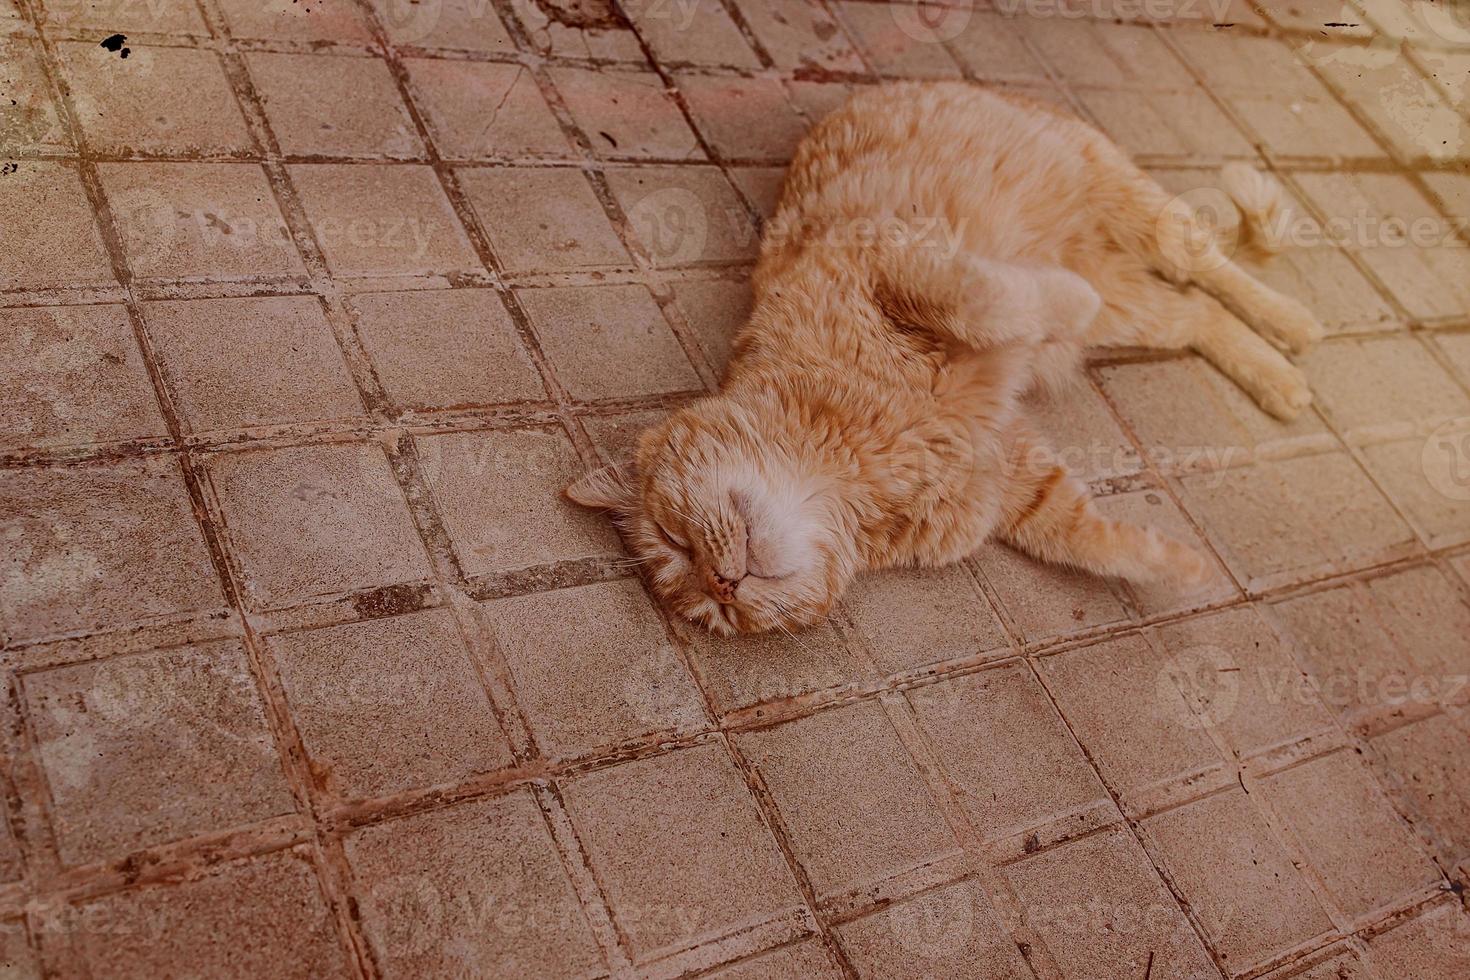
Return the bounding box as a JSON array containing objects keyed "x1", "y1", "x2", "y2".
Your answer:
[
  {"x1": 727, "y1": 165, "x2": 787, "y2": 218},
  {"x1": 144, "y1": 295, "x2": 364, "y2": 434},
  {"x1": 350, "y1": 288, "x2": 545, "y2": 410},
  {"x1": 1039, "y1": 634, "x2": 1223, "y2": 798},
  {"x1": 1259, "y1": 0, "x2": 1374, "y2": 36},
  {"x1": 71, "y1": 849, "x2": 351, "y2": 979},
  {"x1": 668, "y1": 276, "x2": 752, "y2": 375},
  {"x1": 269, "y1": 608, "x2": 513, "y2": 799},
  {"x1": 1262, "y1": 750, "x2": 1441, "y2": 920},
  {"x1": 206, "y1": 442, "x2": 433, "y2": 607},
  {"x1": 581, "y1": 408, "x2": 669, "y2": 463},
  {"x1": 1364, "y1": 900, "x2": 1470, "y2": 978},
  {"x1": 0, "y1": 817, "x2": 20, "y2": 884},
  {"x1": 1143, "y1": 788, "x2": 1333, "y2": 970},
  {"x1": 509, "y1": 0, "x2": 647, "y2": 62},
  {"x1": 1077, "y1": 86, "x2": 1257, "y2": 160},
  {"x1": 1293, "y1": 171, "x2": 1470, "y2": 321},
  {"x1": 549, "y1": 66, "x2": 703, "y2": 161},
  {"x1": 368, "y1": 0, "x2": 517, "y2": 51},
  {"x1": 1097, "y1": 354, "x2": 1330, "y2": 473},
  {"x1": 1152, "y1": 606, "x2": 1333, "y2": 758},
  {"x1": 843, "y1": 565, "x2": 1009, "y2": 674},
  {"x1": 42, "y1": 0, "x2": 208, "y2": 33},
  {"x1": 1264, "y1": 947, "x2": 1373, "y2": 980},
  {"x1": 1360, "y1": 565, "x2": 1470, "y2": 691},
  {"x1": 1177, "y1": 451, "x2": 1415, "y2": 592},
  {"x1": 623, "y1": 0, "x2": 761, "y2": 69},
  {"x1": 1169, "y1": 32, "x2": 1383, "y2": 160},
  {"x1": 0, "y1": 162, "x2": 113, "y2": 290},
  {"x1": 1421, "y1": 170, "x2": 1470, "y2": 221},
  {"x1": 215, "y1": 0, "x2": 373, "y2": 43},
  {"x1": 1358, "y1": 0, "x2": 1470, "y2": 44},
  {"x1": 835, "y1": 878, "x2": 1031, "y2": 980},
  {"x1": 1360, "y1": 436, "x2": 1470, "y2": 549},
  {"x1": 1305, "y1": 335, "x2": 1470, "y2": 439},
  {"x1": 517, "y1": 283, "x2": 701, "y2": 400},
  {"x1": 289, "y1": 164, "x2": 480, "y2": 277},
  {"x1": 972, "y1": 541, "x2": 1128, "y2": 642},
  {"x1": 457, "y1": 166, "x2": 630, "y2": 272},
  {"x1": 248, "y1": 53, "x2": 423, "y2": 159},
  {"x1": 404, "y1": 58, "x2": 569, "y2": 160},
  {"x1": 1005, "y1": 826, "x2": 1217, "y2": 979},
  {"x1": 674, "y1": 73, "x2": 809, "y2": 163},
  {"x1": 1313, "y1": 45, "x2": 1468, "y2": 163},
  {"x1": 1022, "y1": 19, "x2": 1195, "y2": 90},
  {"x1": 24, "y1": 640, "x2": 295, "y2": 866},
  {"x1": 738, "y1": 700, "x2": 960, "y2": 900},
  {"x1": 1369, "y1": 712, "x2": 1470, "y2": 867},
  {"x1": 945, "y1": 13, "x2": 1050, "y2": 84},
  {"x1": 1432, "y1": 329, "x2": 1470, "y2": 384},
  {"x1": 704, "y1": 941, "x2": 842, "y2": 979},
  {"x1": 563, "y1": 742, "x2": 802, "y2": 959},
  {"x1": 99, "y1": 162, "x2": 304, "y2": 281},
  {"x1": 677, "y1": 620, "x2": 873, "y2": 716},
  {"x1": 1269, "y1": 570, "x2": 1470, "y2": 722},
  {"x1": 60, "y1": 42, "x2": 254, "y2": 156},
  {"x1": 605, "y1": 165, "x2": 759, "y2": 265},
  {"x1": 835, "y1": 2, "x2": 962, "y2": 79},
  {"x1": 417, "y1": 427, "x2": 619, "y2": 576},
  {"x1": 1028, "y1": 382, "x2": 1142, "y2": 483},
  {"x1": 345, "y1": 790, "x2": 604, "y2": 978},
  {"x1": 0, "y1": 39, "x2": 69, "y2": 154},
  {"x1": 0, "y1": 456, "x2": 223, "y2": 641},
  {"x1": 0, "y1": 920, "x2": 33, "y2": 980},
  {"x1": 730, "y1": 0, "x2": 863, "y2": 73},
  {"x1": 908, "y1": 664, "x2": 1111, "y2": 842},
  {"x1": 0, "y1": 304, "x2": 167, "y2": 452},
  {"x1": 480, "y1": 579, "x2": 706, "y2": 761}
]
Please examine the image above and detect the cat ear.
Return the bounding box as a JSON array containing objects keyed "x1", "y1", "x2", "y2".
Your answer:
[{"x1": 565, "y1": 461, "x2": 638, "y2": 512}]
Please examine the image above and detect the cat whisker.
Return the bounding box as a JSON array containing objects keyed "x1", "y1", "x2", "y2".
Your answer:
[{"x1": 663, "y1": 503, "x2": 714, "y2": 535}]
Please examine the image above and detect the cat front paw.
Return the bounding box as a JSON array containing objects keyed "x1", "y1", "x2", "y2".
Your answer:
[
  {"x1": 1257, "y1": 363, "x2": 1313, "y2": 421},
  {"x1": 1263, "y1": 295, "x2": 1324, "y2": 355}
]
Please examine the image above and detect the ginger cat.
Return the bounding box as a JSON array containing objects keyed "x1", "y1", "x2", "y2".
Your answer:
[{"x1": 568, "y1": 82, "x2": 1322, "y2": 636}]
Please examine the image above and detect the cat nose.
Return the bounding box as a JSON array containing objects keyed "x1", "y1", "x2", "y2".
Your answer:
[{"x1": 707, "y1": 570, "x2": 742, "y2": 604}]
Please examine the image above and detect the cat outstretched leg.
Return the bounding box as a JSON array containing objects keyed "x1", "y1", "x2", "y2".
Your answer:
[
  {"x1": 994, "y1": 429, "x2": 1210, "y2": 587},
  {"x1": 871, "y1": 243, "x2": 1101, "y2": 349},
  {"x1": 1080, "y1": 140, "x2": 1323, "y2": 355},
  {"x1": 1090, "y1": 272, "x2": 1312, "y2": 421}
]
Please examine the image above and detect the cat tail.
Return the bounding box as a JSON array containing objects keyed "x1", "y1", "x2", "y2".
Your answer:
[
  {"x1": 1219, "y1": 162, "x2": 1288, "y2": 260},
  {"x1": 997, "y1": 435, "x2": 1211, "y2": 588}
]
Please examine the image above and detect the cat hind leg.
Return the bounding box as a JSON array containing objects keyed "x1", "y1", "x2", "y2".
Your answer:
[{"x1": 996, "y1": 433, "x2": 1211, "y2": 587}]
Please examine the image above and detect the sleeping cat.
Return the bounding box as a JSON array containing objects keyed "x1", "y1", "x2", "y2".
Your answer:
[{"x1": 567, "y1": 82, "x2": 1322, "y2": 636}]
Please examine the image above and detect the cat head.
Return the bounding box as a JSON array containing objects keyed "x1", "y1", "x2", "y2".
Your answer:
[{"x1": 566, "y1": 396, "x2": 856, "y2": 636}]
